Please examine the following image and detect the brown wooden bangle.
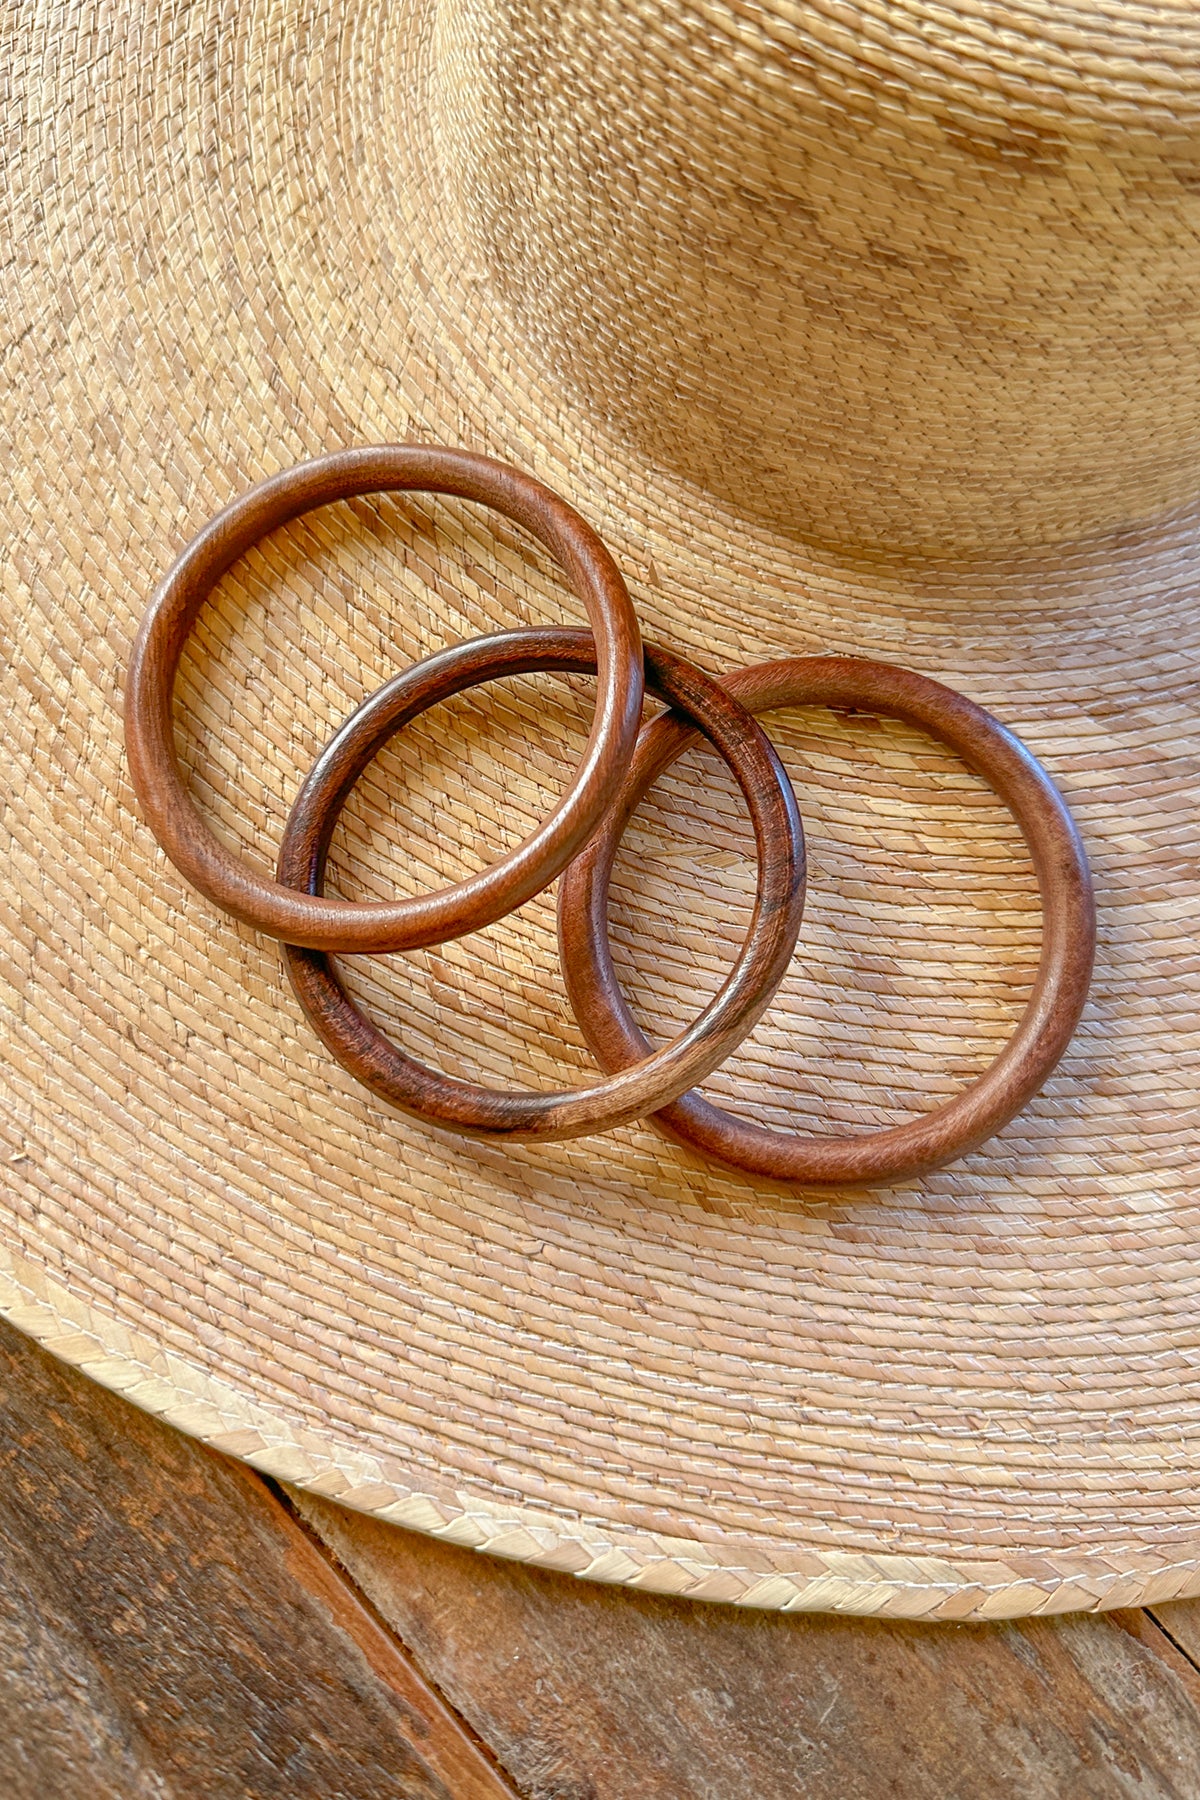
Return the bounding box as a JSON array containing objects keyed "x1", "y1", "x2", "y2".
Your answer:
[
  {"x1": 125, "y1": 446, "x2": 644, "y2": 953},
  {"x1": 557, "y1": 656, "x2": 1096, "y2": 1186},
  {"x1": 277, "y1": 628, "x2": 806, "y2": 1142}
]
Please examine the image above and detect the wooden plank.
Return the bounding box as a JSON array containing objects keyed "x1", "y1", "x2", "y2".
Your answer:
[
  {"x1": 1148, "y1": 1602, "x2": 1200, "y2": 1681},
  {"x1": 7, "y1": 1288, "x2": 1200, "y2": 1800},
  {"x1": 294, "y1": 1491, "x2": 1200, "y2": 1800},
  {"x1": 0, "y1": 1317, "x2": 516, "y2": 1800},
  {"x1": 1108, "y1": 1607, "x2": 1200, "y2": 1708}
]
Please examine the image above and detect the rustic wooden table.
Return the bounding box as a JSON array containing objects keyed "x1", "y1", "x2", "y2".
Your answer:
[{"x1": 3, "y1": 1311, "x2": 1199, "y2": 1799}]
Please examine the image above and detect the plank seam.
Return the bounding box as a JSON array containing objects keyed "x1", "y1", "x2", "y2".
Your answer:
[
  {"x1": 256, "y1": 1472, "x2": 526, "y2": 1799},
  {"x1": 1146, "y1": 1609, "x2": 1200, "y2": 1682}
]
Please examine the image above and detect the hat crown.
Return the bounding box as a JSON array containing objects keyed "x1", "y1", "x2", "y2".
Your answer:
[{"x1": 433, "y1": 0, "x2": 1200, "y2": 561}]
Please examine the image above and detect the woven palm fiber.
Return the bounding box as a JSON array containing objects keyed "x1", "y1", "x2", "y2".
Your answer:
[{"x1": 2, "y1": 0, "x2": 1198, "y2": 1621}]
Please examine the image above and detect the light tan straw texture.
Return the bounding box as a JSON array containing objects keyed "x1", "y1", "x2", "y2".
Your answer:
[{"x1": 2, "y1": 0, "x2": 1199, "y2": 1619}]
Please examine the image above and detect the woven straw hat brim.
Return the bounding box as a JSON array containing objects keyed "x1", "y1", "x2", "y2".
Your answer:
[{"x1": 3, "y1": 0, "x2": 1199, "y2": 1620}]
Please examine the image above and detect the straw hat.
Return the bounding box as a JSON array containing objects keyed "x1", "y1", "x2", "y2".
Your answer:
[{"x1": 4, "y1": 0, "x2": 1199, "y2": 1621}]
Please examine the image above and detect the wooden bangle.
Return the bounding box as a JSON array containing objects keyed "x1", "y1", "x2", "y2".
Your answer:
[
  {"x1": 277, "y1": 628, "x2": 806, "y2": 1142},
  {"x1": 557, "y1": 656, "x2": 1096, "y2": 1186},
  {"x1": 125, "y1": 446, "x2": 644, "y2": 953}
]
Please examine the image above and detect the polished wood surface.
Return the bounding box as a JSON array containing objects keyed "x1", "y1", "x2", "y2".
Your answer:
[
  {"x1": 559, "y1": 655, "x2": 1095, "y2": 1185},
  {"x1": 280, "y1": 627, "x2": 804, "y2": 1140},
  {"x1": 125, "y1": 447, "x2": 645, "y2": 954},
  {"x1": 5, "y1": 1312, "x2": 1200, "y2": 1799}
]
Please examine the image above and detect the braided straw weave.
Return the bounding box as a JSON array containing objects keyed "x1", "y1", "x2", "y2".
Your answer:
[{"x1": 2, "y1": 0, "x2": 1199, "y2": 1618}]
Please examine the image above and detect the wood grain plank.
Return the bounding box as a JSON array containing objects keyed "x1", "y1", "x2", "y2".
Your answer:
[
  {"x1": 294, "y1": 1491, "x2": 1200, "y2": 1800},
  {"x1": 1148, "y1": 1602, "x2": 1200, "y2": 1680},
  {"x1": 7, "y1": 1288, "x2": 1200, "y2": 1800},
  {"x1": 0, "y1": 1317, "x2": 516, "y2": 1800},
  {"x1": 1108, "y1": 1608, "x2": 1200, "y2": 1709}
]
